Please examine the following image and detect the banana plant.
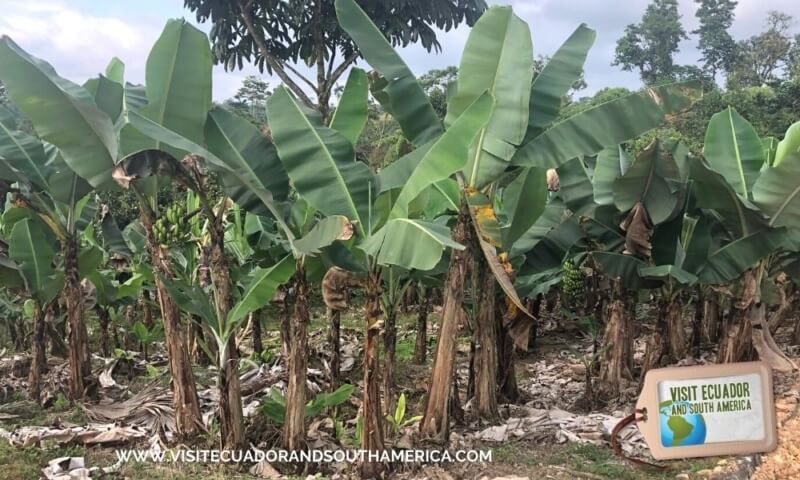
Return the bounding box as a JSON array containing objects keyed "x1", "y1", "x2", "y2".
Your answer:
[
  {"x1": 0, "y1": 214, "x2": 62, "y2": 401},
  {"x1": 337, "y1": 0, "x2": 701, "y2": 439},
  {"x1": 0, "y1": 99, "x2": 100, "y2": 400}
]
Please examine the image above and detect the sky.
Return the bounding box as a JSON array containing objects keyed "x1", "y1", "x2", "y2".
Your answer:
[{"x1": 0, "y1": 0, "x2": 798, "y2": 101}]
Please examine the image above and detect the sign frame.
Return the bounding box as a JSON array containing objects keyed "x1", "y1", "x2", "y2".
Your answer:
[{"x1": 636, "y1": 361, "x2": 777, "y2": 460}]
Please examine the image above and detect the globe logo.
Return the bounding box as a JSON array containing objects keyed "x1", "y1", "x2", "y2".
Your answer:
[{"x1": 659, "y1": 400, "x2": 707, "y2": 447}]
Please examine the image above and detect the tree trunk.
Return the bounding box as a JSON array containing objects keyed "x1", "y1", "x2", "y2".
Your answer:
[
  {"x1": 97, "y1": 306, "x2": 111, "y2": 358},
  {"x1": 252, "y1": 310, "x2": 263, "y2": 357},
  {"x1": 413, "y1": 288, "x2": 430, "y2": 364},
  {"x1": 329, "y1": 308, "x2": 340, "y2": 390},
  {"x1": 527, "y1": 295, "x2": 542, "y2": 353},
  {"x1": 718, "y1": 306, "x2": 755, "y2": 363},
  {"x1": 496, "y1": 321, "x2": 519, "y2": 403},
  {"x1": 641, "y1": 301, "x2": 668, "y2": 381},
  {"x1": 600, "y1": 297, "x2": 632, "y2": 395},
  {"x1": 691, "y1": 289, "x2": 703, "y2": 356},
  {"x1": 383, "y1": 306, "x2": 398, "y2": 430},
  {"x1": 141, "y1": 289, "x2": 154, "y2": 329},
  {"x1": 219, "y1": 338, "x2": 245, "y2": 450},
  {"x1": 46, "y1": 317, "x2": 69, "y2": 359},
  {"x1": 28, "y1": 302, "x2": 47, "y2": 402},
  {"x1": 208, "y1": 227, "x2": 245, "y2": 451},
  {"x1": 360, "y1": 270, "x2": 384, "y2": 479},
  {"x1": 141, "y1": 209, "x2": 202, "y2": 439},
  {"x1": 284, "y1": 264, "x2": 309, "y2": 452},
  {"x1": 665, "y1": 298, "x2": 687, "y2": 360},
  {"x1": 420, "y1": 202, "x2": 471, "y2": 442},
  {"x1": 63, "y1": 236, "x2": 92, "y2": 400},
  {"x1": 473, "y1": 260, "x2": 499, "y2": 422},
  {"x1": 280, "y1": 301, "x2": 291, "y2": 360},
  {"x1": 702, "y1": 293, "x2": 721, "y2": 343}
]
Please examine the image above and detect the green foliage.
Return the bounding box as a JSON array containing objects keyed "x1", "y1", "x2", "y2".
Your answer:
[
  {"x1": 693, "y1": 0, "x2": 738, "y2": 77},
  {"x1": 259, "y1": 384, "x2": 355, "y2": 425},
  {"x1": 613, "y1": 0, "x2": 689, "y2": 84},
  {"x1": 385, "y1": 393, "x2": 423, "y2": 434}
]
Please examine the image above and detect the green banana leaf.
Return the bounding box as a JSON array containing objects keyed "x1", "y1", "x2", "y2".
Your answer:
[
  {"x1": 105, "y1": 57, "x2": 125, "y2": 85},
  {"x1": 0, "y1": 104, "x2": 50, "y2": 189},
  {"x1": 139, "y1": 18, "x2": 212, "y2": 155},
  {"x1": 389, "y1": 92, "x2": 493, "y2": 220},
  {"x1": 613, "y1": 140, "x2": 684, "y2": 225},
  {"x1": 0, "y1": 37, "x2": 117, "y2": 188},
  {"x1": 8, "y1": 218, "x2": 61, "y2": 303},
  {"x1": 446, "y1": 6, "x2": 532, "y2": 187},
  {"x1": 334, "y1": 0, "x2": 442, "y2": 146},
  {"x1": 361, "y1": 218, "x2": 464, "y2": 271},
  {"x1": 773, "y1": 121, "x2": 800, "y2": 167},
  {"x1": 294, "y1": 216, "x2": 354, "y2": 256},
  {"x1": 753, "y1": 152, "x2": 800, "y2": 229},
  {"x1": 703, "y1": 107, "x2": 763, "y2": 199},
  {"x1": 206, "y1": 106, "x2": 291, "y2": 211},
  {"x1": 227, "y1": 255, "x2": 296, "y2": 329},
  {"x1": 591, "y1": 252, "x2": 655, "y2": 291},
  {"x1": 698, "y1": 228, "x2": 793, "y2": 284},
  {"x1": 557, "y1": 157, "x2": 596, "y2": 215},
  {"x1": 329, "y1": 68, "x2": 369, "y2": 146},
  {"x1": 638, "y1": 264, "x2": 698, "y2": 288},
  {"x1": 267, "y1": 86, "x2": 374, "y2": 238},
  {"x1": 762, "y1": 137, "x2": 778, "y2": 166},
  {"x1": 593, "y1": 145, "x2": 631, "y2": 206},
  {"x1": 526, "y1": 24, "x2": 596, "y2": 140},
  {"x1": 501, "y1": 167, "x2": 548, "y2": 250},
  {"x1": 689, "y1": 157, "x2": 765, "y2": 237},
  {"x1": 512, "y1": 81, "x2": 700, "y2": 168},
  {"x1": 84, "y1": 75, "x2": 124, "y2": 124},
  {"x1": 376, "y1": 141, "x2": 433, "y2": 193}
]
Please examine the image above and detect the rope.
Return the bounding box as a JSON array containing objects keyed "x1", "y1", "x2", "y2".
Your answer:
[{"x1": 610, "y1": 408, "x2": 669, "y2": 471}]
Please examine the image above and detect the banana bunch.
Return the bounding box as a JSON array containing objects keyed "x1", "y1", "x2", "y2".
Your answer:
[
  {"x1": 153, "y1": 203, "x2": 188, "y2": 246},
  {"x1": 562, "y1": 260, "x2": 584, "y2": 301}
]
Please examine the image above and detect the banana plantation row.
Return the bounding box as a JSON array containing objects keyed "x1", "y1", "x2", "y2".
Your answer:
[{"x1": 0, "y1": 0, "x2": 798, "y2": 478}]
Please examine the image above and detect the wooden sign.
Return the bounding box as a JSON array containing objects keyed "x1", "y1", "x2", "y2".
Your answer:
[{"x1": 636, "y1": 362, "x2": 777, "y2": 460}]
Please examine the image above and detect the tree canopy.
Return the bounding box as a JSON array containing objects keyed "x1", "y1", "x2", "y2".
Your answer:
[{"x1": 184, "y1": 0, "x2": 487, "y2": 118}]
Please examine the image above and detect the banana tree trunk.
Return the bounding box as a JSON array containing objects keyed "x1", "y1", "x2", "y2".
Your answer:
[
  {"x1": 691, "y1": 288, "x2": 703, "y2": 356},
  {"x1": 718, "y1": 305, "x2": 754, "y2": 363},
  {"x1": 642, "y1": 300, "x2": 667, "y2": 380},
  {"x1": 702, "y1": 293, "x2": 721, "y2": 343},
  {"x1": 383, "y1": 305, "x2": 397, "y2": 432},
  {"x1": 473, "y1": 259, "x2": 499, "y2": 422},
  {"x1": 46, "y1": 316, "x2": 69, "y2": 359},
  {"x1": 360, "y1": 270, "x2": 384, "y2": 479},
  {"x1": 141, "y1": 210, "x2": 202, "y2": 439},
  {"x1": 413, "y1": 288, "x2": 430, "y2": 364},
  {"x1": 329, "y1": 308, "x2": 340, "y2": 390},
  {"x1": 208, "y1": 232, "x2": 245, "y2": 451},
  {"x1": 284, "y1": 264, "x2": 309, "y2": 452},
  {"x1": 420, "y1": 202, "x2": 471, "y2": 442},
  {"x1": 96, "y1": 306, "x2": 111, "y2": 358},
  {"x1": 666, "y1": 298, "x2": 687, "y2": 360},
  {"x1": 251, "y1": 310, "x2": 263, "y2": 357},
  {"x1": 599, "y1": 297, "x2": 633, "y2": 395},
  {"x1": 27, "y1": 302, "x2": 47, "y2": 402},
  {"x1": 63, "y1": 235, "x2": 92, "y2": 400},
  {"x1": 496, "y1": 316, "x2": 519, "y2": 403}
]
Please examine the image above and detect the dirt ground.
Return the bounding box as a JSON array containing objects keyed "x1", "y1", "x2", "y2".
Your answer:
[{"x1": 1, "y1": 307, "x2": 799, "y2": 480}]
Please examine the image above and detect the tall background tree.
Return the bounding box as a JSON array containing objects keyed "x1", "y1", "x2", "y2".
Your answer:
[
  {"x1": 728, "y1": 11, "x2": 795, "y2": 87},
  {"x1": 183, "y1": 0, "x2": 487, "y2": 119},
  {"x1": 613, "y1": 0, "x2": 688, "y2": 84},
  {"x1": 693, "y1": 0, "x2": 738, "y2": 80}
]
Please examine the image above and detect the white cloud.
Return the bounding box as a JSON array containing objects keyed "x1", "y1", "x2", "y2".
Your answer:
[
  {"x1": 0, "y1": 0, "x2": 798, "y2": 101},
  {"x1": 0, "y1": 1, "x2": 159, "y2": 86}
]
